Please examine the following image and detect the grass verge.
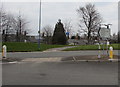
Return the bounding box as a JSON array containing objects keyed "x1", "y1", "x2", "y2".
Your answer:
[
  {"x1": 2, "y1": 42, "x2": 70, "y2": 52},
  {"x1": 63, "y1": 44, "x2": 120, "y2": 51}
]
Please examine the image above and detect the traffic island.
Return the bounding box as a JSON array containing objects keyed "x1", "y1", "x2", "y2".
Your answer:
[
  {"x1": 1, "y1": 57, "x2": 62, "y2": 64},
  {"x1": 61, "y1": 55, "x2": 119, "y2": 62},
  {"x1": 21, "y1": 57, "x2": 61, "y2": 62}
]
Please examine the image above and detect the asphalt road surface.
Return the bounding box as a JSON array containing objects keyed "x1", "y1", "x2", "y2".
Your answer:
[
  {"x1": 7, "y1": 50, "x2": 118, "y2": 59},
  {"x1": 2, "y1": 61, "x2": 118, "y2": 85}
]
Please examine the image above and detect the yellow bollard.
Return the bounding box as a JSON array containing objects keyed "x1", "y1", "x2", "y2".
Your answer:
[{"x1": 109, "y1": 46, "x2": 113, "y2": 59}]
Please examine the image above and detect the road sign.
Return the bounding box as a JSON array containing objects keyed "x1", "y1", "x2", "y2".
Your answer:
[
  {"x1": 99, "y1": 27, "x2": 110, "y2": 39},
  {"x1": 107, "y1": 41, "x2": 110, "y2": 45},
  {"x1": 66, "y1": 32, "x2": 69, "y2": 36}
]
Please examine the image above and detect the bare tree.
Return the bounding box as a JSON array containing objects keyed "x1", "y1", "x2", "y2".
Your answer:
[
  {"x1": 0, "y1": 6, "x2": 4, "y2": 42},
  {"x1": 0, "y1": 6, "x2": 17, "y2": 42},
  {"x1": 4, "y1": 14, "x2": 16, "y2": 42},
  {"x1": 63, "y1": 19, "x2": 73, "y2": 38},
  {"x1": 42, "y1": 25, "x2": 53, "y2": 44},
  {"x1": 77, "y1": 3, "x2": 102, "y2": 44},
  {"x1": 0, "y1": 5, "x2": 30, "y2": 42},
  {"x1": 42, "y1": 25, "x2": 53, "y2": 37},
  {"x1": 0, "y1": 6, "x2": 7, "y2": 34},
  {"x1": 15, "y1": 13, "x2": 29, "y2": 42}
]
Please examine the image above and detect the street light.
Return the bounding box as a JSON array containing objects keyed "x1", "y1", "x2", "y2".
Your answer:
[{"x1": 38, "y1": 0, "x2": 41, "y2": 49}]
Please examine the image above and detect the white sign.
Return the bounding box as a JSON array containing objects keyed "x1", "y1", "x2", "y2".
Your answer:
[
  {"x1": 107, "y1": 41, "x2": 110, "y2": 45},
  {"x1": 100, "y1": 28, "x2": 110, "y2": 39}
]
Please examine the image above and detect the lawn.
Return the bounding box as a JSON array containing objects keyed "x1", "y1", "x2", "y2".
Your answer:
[
  {"x1": 2, "y1": 42, "x2": 120, "y2": 52},
  {"x1": 63, "y1": 44, "x2": 120, "y2": 51},
  {"x1": 2, "y1": 42, "x2": 69, "y2": 52}
]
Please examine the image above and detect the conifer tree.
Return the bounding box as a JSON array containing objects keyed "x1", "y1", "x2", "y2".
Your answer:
[{"x1": 52, "y1": 19, "x2": 67, "y2": 45}]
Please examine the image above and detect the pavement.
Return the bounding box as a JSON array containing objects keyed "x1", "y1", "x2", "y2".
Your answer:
[
  {"x1": 43, "y1": 46, "x2": 77, "y2": 52},
  {"x1": 21, "y1": 57, "x2": 62, "y2": 62}
]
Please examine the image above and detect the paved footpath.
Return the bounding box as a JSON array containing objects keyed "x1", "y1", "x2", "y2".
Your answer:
[{"x1": 43, "y1": 46, "x2": 77, "y2": 52}]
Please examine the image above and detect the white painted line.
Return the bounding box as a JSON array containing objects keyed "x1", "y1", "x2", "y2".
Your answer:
[
  {"x1": 8, "y1": 61, "x2": 18, "y2": 64},
  {"x1": 0, "y1": 61, "x2": 18, "y2": 64},
  {"x1": 108, "y1": 59, "x2": 119, "y2": 62}
]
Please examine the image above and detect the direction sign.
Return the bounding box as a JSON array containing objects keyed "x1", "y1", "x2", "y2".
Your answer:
[
  {"x1": 99, "y1": 27, "x2": 110, "y2": 39},
  {"x1": 66, "y1": 32, "x2": 69, "y2": 36}
]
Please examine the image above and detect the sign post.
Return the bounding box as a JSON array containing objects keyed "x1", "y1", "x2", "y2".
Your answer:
[
  {"x1": 66, "y1": 32, "x2": 69, "y2": 39},
  {"x1": 99, "y1": 27, "x2": 111, "y2": 56},
  {"x1": 98, "y1": 44, "x2": 101, "y2": 59},
  {"x1": 106, "y1": 40, "x2": 110, "y2": 56}
]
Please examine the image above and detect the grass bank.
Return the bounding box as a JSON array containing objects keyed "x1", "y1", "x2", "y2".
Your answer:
[
  {"x1": 2, "y1": 42, "x2": 70, "y2": 52},
  {"x1": 63, "y1": 44, "x2": 120, "y2": 51}
]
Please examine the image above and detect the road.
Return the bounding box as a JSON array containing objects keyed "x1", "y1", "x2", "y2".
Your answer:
[
  {"x1": 2, "y1": 61, "x2": 118, "y2": 85},
  {"x1": 3, "y1": 50, "x2": 119, "y2": 85},
  {"x1": 7, "y1": 50, "x2": 118, "y2": 59}
]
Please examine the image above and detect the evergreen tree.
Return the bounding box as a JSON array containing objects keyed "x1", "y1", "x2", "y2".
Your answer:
[{"x1": 52, "y1": 19, "x2": 67, "y2": 45}]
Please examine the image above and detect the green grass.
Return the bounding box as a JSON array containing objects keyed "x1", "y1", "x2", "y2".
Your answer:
[
  {"x1": 63, "y1": 44, "x2": 120, "y2": 51},
  {"x1": 2, "y1": 42, "x2": 69, "y2": 52},
  {"x1": 2, "y1": 42, "x2": 120, "y2": 52}
]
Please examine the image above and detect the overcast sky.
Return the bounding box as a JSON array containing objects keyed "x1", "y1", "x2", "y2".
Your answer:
[{"x1": 0, "y1": 1, "x2": 118, "y2": 36}]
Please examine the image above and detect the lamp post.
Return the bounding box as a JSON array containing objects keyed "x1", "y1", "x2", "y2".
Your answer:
[{"x1": 38, "y1": 0, "x2": 41, "y2": 49}]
